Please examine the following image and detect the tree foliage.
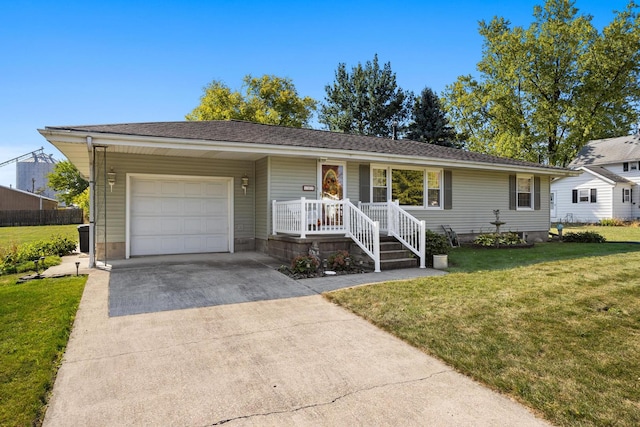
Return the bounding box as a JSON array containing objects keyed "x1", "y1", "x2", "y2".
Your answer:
[
  {"x1": 407, "y1": 87, "x2": 458, "y2": 147},
  {"x1": 186, "y1": 74, "x2": 317, "y2": 128},
  {"x1": 319, "y1": 54, "x2": 411, "y2": 137},
  {"x1": 443, "y1": 0, "x2": 640, "y2": 166},
  {"x1": 47, "y1": 160, "x2": 89, "y2": 206}
]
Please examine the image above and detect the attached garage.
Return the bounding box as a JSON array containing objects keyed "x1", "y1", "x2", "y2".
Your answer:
[{"x1": 126, "y1": 174, "x2": 233, "y2": 257}]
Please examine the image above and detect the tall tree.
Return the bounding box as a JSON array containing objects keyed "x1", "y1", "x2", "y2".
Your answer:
[
  {"x1": 443, "y1": 0, "x2": 640, "y2": 166},
  {"x1": 319, "y1": 54, "x2": 411, "y2": 138},
  {"x1": 407, "y1": 87, "x2": 458, "y2": 147},
  {"x1": 186, "y1": 74, "x2": 317, "y2": 128},
  {"x1": 47, "y1": 160, "x2": 89, "y2": 206}
]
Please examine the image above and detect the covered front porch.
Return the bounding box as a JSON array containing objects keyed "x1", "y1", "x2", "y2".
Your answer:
[{"x1": 272, "y1": 198, "x2": 426, "y2": 272}]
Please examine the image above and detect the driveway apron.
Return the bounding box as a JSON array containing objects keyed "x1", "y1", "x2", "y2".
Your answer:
[{"x1": 43, "y1": 255, "x2": 550, "y2": 426}]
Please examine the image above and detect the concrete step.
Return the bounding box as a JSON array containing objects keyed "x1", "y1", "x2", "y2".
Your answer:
[
  {"x1": 380, "y1": 249, "x2": 415, "y2": 260},
  {"x1": 380, "y1": 257, "x2": 418, "y2": 270},
  {"x1": 379, "y1": 241, "x2": 404, "y2": 251}
]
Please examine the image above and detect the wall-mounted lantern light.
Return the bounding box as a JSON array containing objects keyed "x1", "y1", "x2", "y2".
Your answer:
[
  {"x1": 241, "y1": 175, "x2": 249, "y2": 195},
  {"x1": 107, "y1": 168, "x2": 116, "y2": 192}
]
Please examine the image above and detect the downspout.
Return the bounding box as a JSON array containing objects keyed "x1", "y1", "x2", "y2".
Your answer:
[{"x1": 87, "y1": 136, "x2": 95, "y2": 268}]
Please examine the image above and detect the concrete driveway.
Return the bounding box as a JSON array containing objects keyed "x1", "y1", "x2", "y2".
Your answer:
[{"x1": 43, "y1": 254, "x2": 550, "y2": 426}]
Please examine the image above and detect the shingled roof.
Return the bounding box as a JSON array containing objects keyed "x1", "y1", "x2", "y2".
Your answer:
[
  {"x1": 582, "y1": 166, "x2": 633, "y2": 184},
  {"x1": 46, "y1": 120, "x2": 565, "y2": 171},
  {"x1": 570, "y1": 134, "x2": 640, "y2": 167}
]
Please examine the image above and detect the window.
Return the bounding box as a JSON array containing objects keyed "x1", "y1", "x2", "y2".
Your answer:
[
  {"x1": 623, "y1": 188, "x2": 631, "y2": 203},
  {"x1": 372, "y1": 168, "x2": 387, "y2": 203},
  {"x1": 392, "y1": 169, "x2": 424, "y2": 206},
  {"x1": 623, "y1": 162, "x2": 629, "y2": 172},
  {"x1": 632, "y1": 163, "x2": 638, "y2": 171},
  {"x1": 371, "y1": 166, "x2": 443, "y2": 208},
  {"x1": 517, "y1": 175, "x2": 533, "y2": 209},
  {"x1": 427, "y1": 171, "x2": 441, "y2": 207},
  {"x1": 572, "y1": 188, "x2": 597, "y2": 203},
  {"x1": 578, "y1": 188, "x2": 589, "y2": 202}
]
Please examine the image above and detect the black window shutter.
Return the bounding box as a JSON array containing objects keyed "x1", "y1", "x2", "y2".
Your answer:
[
  {"x1": 572, "y1": 189, "x2": 578, "y2": 203},
  {"x1": 509, "y1": 175, "x2": 516, "y2": 210},
  {"x1": 444, "y1": 170, "x2": 452, "y2": 210},
  {"x1": 623, "y1": 188, "x2": 625, "y2": 203},
  {"x1": 359, "y1": 164, "x2": 370, "y2": 203},
  {"x1": 590, "y1": 188, "x2": 597, "y2": 203},
  {"x1": 624, "y1": 162, "x2": 629, "y2": 172},
  {"x1": 534, "y1": 177, "x2": 541, "y2": 210}
]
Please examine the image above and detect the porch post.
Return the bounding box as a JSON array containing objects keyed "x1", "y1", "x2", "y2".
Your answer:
[
  {"x1": 419, "y1": 220, "x2": 426, "y2": 269},
  {"x1": 300, "y1": 197, "x2": 306, "y2": 239},
  {"x1": 343, "y1": 199, "x2": 350, "y2": 237},
  {"x1": 272, "y1": 200, "x2": 277, "y2": 235},
  {"x1": 386, "y1": 200, "x2": 393, "y2": 236},
  {"x1": 373, "y1": 221, "x2": 381, "y2": 273}
]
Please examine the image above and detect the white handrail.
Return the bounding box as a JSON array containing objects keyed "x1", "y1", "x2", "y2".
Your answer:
[
  {"x1": 345, "y1": 200, "x2": 381, "y2": 273},
  {"x1": 388, "y1": 201, "x2": 426, "y2": 268}
]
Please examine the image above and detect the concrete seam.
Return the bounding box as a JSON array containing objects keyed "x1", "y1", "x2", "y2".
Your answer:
[{"x1": 205, "y1": 369, "x2": 452, "y2": 426}]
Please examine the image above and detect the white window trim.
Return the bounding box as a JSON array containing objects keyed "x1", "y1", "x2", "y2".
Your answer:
[
  {"x1": 370, "y1": 164, "x2": 443, "y2": 210},
  {"x1": 516, "y1": 173, "x2": 534, "y2": 211},
  {"x1": 578, "y1": 188, "x2": 590, "y2": 203}
]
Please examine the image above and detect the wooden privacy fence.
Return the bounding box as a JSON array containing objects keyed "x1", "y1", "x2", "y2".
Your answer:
[{"x1": 0, "y1": 209, "x2": 84, "y2": 226}]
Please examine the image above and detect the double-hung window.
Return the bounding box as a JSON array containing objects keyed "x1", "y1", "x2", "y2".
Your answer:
[{"x1": 517, "y1": 174, "x2": 533, "y2": 209}]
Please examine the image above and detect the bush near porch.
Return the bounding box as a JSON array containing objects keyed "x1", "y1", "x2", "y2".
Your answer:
[{"x1": 326, "y1": 242, "x2": 640, "y2": 427}]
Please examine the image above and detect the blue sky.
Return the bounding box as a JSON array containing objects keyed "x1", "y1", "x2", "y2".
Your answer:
[{"x1": 0, "y1": 0, "x2": 631, "y2": 187}]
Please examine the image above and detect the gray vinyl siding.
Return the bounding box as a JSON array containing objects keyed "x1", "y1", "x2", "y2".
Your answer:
[
  {"x1": 269, "y1": 156, "x2": 317, "y2": 201},
  {"x1": 405, "y1": 170, "x2": 550, "y2": 234},
  {"x1": 255, "y1": 157, "x2": 269, "y2": 240},
  {"x1": 95, "y1": 152, "x2": 255, "y2": 244},
  {"x1": 346, "y1": 162, "x2": 360, "y2": 200}
]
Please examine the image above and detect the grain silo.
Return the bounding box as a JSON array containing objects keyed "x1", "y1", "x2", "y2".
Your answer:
[{"x1": 16, "y1": 152, "x2": 58, "y2": 199}]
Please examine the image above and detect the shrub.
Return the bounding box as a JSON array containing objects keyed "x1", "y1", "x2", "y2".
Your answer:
[
  {"x1": 290, "y1": 255, "x2": 319, "y2": 275},
  {"x1": 562, "y1": 231, "x2": 606, "y2": 243},
  {"x1": 327, "y1": 250, "x2": 351, "y2": 271},
  {"x1": 473, "y1": 232, "x2": 525, "y2": 247},
  {"x1": 0, "y1": 235, "x2": 76, "y2": 276},
  {"x1": 599, "y1": 218, "x2": 624, "y2": 227},
  {"x1": 426, "y1": 230, "x2": 450, "y2": 267}
]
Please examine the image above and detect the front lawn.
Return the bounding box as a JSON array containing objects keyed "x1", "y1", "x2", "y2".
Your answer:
[
  {"x1": 326, "y1": 244, "x2": 640, "y2": 426},
  {"x1": 0, "y1": 273, "x2": 86, "y2": 426},
  {"x1": 0, "y1": 224, "x2": 79, "y2": 246},
  {"x1": 553, "y1": 224, "x2": 640, "y2": 242}
]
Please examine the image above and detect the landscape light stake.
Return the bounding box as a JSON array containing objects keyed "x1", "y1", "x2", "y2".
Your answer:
[{"x1": 75, "y1": 261, "x2": 80, "y2": 276}]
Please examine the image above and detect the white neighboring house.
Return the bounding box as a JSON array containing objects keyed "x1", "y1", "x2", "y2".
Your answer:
[{"x1": 551, "y1": 134, "x2": 640, "y2": 223}]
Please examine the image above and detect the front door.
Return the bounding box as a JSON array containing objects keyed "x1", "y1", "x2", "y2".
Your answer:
[
  {"x1": 318, "y1": 162, "x2": 346, "y2": 227},
  {"x1": 550, "y1": 191, "x2": 557, "y2": 220}
]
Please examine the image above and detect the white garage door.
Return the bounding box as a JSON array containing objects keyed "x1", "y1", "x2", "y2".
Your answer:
[{"x1": 129, "y1": 176, "x2": 230, "y2": 256}]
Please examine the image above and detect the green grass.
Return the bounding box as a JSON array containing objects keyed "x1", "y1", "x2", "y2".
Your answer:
[
  {"x1": 553, "y1": 224, "x2": 640, "y2": 242},
  {"x1": 448, "y1": 242, "x2": 640, "y2": 273},
  {"x1": 326, "y1": 244, "x2": 640, "y2": 427},
  {"x1": 0, "y1": 224, "x2": 79, "y2": 246},
  {"x1": 0, "y1": 273, "x2": 86, "y2": 426}
]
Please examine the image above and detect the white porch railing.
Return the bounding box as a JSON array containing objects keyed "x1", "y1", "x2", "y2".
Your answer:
[
  {"x1": 386, "y1": 201, "x2": 426, "y2": 269},
  {"x1": 273, "y1": 198, "x2": 380, "y2": 272},
  {"x1": 273, "y1": 198, "x2": 426, "y2": 271}
]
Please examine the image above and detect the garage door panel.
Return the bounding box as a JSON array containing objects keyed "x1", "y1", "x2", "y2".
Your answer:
[
  {"x1": 132, "y1": 218, "x2": 161, "y2": 235},
  {"x1": 130, "y1": 176, "x2": 230, "y2": 256},
  {"x1": 183, "y1": 182, "x2": 203, "y2": 196},
  {"x1": 160, "y1": 199, "x2": 181, "y2": 215},
  {"x1": 161, "y1": 181, "x2": 181, "y2": 195},
  {"x1": 134, "y1": 180, "x2": 157, "y2": 195},
  {"x1": 132, "y1": 198, "x2": 160, "y2": 214}
]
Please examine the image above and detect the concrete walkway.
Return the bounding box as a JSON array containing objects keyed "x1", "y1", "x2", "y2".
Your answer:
[{"x1": 43, "y1": 254, "x2": 550, "y2": 426}]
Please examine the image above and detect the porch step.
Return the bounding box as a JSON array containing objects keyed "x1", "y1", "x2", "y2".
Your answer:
[
  {"x1": 380, "y1": 257, "x2": 419, "y2": 270},
  {"x1": 350, "y1": 237, "x2": 418, "y2": 271}
]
